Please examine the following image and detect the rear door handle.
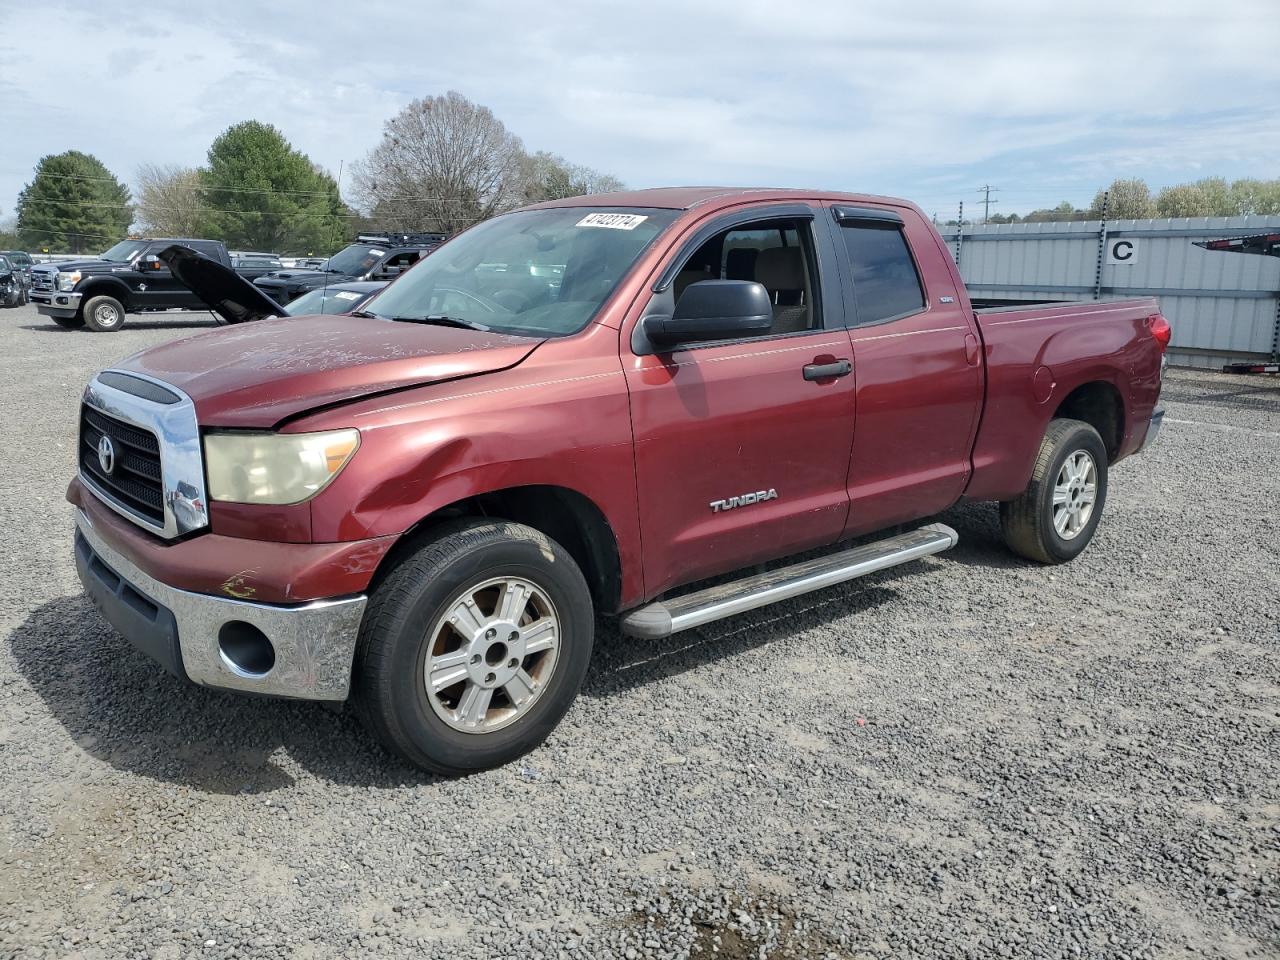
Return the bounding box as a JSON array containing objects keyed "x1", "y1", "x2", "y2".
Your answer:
[{"x1": 803, "y1": 359, "x2": 852, "y2": 381}]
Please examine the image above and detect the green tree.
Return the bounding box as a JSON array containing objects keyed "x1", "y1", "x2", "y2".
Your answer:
[
  {"x1": 1189, "y1": 177, "x2": 1234, "y2": 216},
  {"x1": 15, "y1": 151, "x2": 132, "y2": 253},
  {"x1": 1228, "y1": 178, "x2": 1280, "y2": 215},
  {"x1": 201, "y1": 121, "x2": 348, "y2": 254},
  {"x1": 1155, "y1": 183, "x2": 1213, "y2": 218},
  {"x1": 1090, "y1": 179, "x2": 1162, "y2": 220},
  {"x1": 520, "y1": 150, "x2": 624, "y2": 203},
  {"x1": 1022, "y1": 201, "x2": 1088, "y2": 223},
  {"x1": 1089, "y1": 179, "x2": 1156, "y2": 220}
]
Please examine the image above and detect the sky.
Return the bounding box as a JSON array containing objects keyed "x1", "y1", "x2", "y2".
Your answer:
[{"x1": 1, "y1": 0, "x2": 1278, "y2": 222}]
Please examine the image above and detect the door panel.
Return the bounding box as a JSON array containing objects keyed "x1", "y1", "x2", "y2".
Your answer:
[
  {"x1": 820, "y1": 204, "x2": 984, "y2": 537},
  {"x1": 625, "y1": 332, "x2": 855, "y2": 595},
  {"x1": 623, "y1": 206, "x2": 856, "y2": 598},
  {"x1": 133, "y1": 243, "x2": 200, "y2": 309}
]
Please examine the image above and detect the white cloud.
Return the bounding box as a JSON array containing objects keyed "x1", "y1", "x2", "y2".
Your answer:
[{"x1": 1, "y1": 0, "x2": 1277, "y2": 221}]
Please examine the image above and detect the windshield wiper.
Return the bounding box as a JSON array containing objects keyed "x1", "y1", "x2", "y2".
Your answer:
[
  {"x1": 349, "y1": 309, "x2": 388, "y2": 320},
  {"x1": 391, "y1": 314, "x2": 491, "y2": 331}
]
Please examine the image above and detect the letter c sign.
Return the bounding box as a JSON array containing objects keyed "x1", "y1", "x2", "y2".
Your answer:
[{"x1": 1106, "y1": 238, "x2": 1140, "y2": 265}]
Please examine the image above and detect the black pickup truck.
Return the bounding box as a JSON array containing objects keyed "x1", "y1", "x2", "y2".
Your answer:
[
  {"x1": 30, "y1": 238, "x2": 232, "y2": 331},
  {"x1": 253, "y1": 233, "x2": 445, "y2": 303}
]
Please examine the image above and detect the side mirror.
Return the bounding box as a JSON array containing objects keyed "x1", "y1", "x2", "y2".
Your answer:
[
  {"x1": 142, "y1": 254, "x2": 166, "y2": 272},
  {"x1": 643, "y1": 280, "x2": 773, "y2": 347}
]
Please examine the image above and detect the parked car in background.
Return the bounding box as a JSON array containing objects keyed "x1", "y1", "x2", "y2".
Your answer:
[
  {"x1": 69, "y1": 187, "x2": 1167, "y2": 775},
  {"x1": 280, "y1": 281, "x2": 386, "y2": 316},
  {"x1": 231, "y1": 254, "x2": 283, "y2": 282},
  {"x1": 0, "y1": 255, "x2": 25, "y2": 307},
  {"x1": 158, "y1": 243, "x2": 387, "y2": 322},
  {"x1": 253, "y1": 232, "x2": 445, "y2": 303},
  {"x1": 0, "y1": 250, "x2": 35, "y2": 295},
  {"x1": 29, "y1": 238, "x2": 232, "y2": 331}
]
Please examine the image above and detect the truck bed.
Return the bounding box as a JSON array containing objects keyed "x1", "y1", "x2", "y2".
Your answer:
[{"x1": 963, "y1": 295, "x2": 1163, "y2": 502}]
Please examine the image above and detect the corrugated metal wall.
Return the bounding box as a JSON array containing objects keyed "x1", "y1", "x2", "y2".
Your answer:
[{"x1": 940, "y1": 216, "x2": 1280, "y2": 368}]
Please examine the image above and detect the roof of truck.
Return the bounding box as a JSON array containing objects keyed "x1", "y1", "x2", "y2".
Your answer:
[{"x1": 522, "y1": 186, "x2": 915, "y2": 213}]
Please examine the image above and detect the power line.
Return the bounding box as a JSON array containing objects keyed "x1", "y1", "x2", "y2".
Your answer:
[
  {"x1": 15, "y1": 196, "x2": 487, "y2": 225},
  {"x1": 18, "y1": 169, "x2": 486, "y2": 203}
]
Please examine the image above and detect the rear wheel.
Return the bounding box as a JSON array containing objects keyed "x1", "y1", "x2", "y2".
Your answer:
[
  {"x1": 83, "y1": 295, "x2": 125, "y2": 332},
  {"x1": 1000, "y1": 418, "x2": 1108, "y2": 564},
  {"x1": 354, "y1": 519, "x2": 594, "y2": 775}
]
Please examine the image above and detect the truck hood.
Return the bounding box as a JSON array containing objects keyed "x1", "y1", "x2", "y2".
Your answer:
[
  {"x1": 115, "y1": 314, "x2": 545, "y2": 428},
  {"x1": 32, "y1": 257, "x2": 111, "y2": 274},
  {"x1": 159, "y1": 243, "x2": 285, "y2": 323}
]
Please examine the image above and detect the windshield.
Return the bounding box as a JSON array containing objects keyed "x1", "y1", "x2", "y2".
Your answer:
[
  {"x1": 362, "y1": 207, "x2": 676, "y2": 337},
  {"x1": 324, "y1": 244, "x2": 388, "y2": 276},
  {"x1": 99, "y1": 240, "x2": 145, "y2": 262},
  {"x1": 285, "y1": 286, "x2": 378, "y2": 316},
  {"x1": 0, "y1": 257, "x2": 11, "y2": 273}
]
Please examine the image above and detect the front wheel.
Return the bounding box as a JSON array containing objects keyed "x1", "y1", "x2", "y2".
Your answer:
[
  {"x1": 83, "y1": 294, "x2": 126, "y2": 332},
  {"x1": 1000, "y1": 418, "x2": 1109, "y2": 564},
  {"x1": 354, "y1": 519, "x2": 594, "y2": 775}
]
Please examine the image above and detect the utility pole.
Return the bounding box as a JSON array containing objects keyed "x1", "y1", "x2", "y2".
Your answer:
[{"x1": 977, "y1": 184, "x2": 1000, "y2": 223}]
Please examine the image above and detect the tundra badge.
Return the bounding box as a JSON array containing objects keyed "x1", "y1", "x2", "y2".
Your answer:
[{"x1": 710, "y1": 489, "x2": 778, "y2": 513}]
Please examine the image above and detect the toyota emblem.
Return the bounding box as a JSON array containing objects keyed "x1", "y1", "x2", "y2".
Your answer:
[{"x1": 97, "y1": 434, "x2": 116, "y2": 475}]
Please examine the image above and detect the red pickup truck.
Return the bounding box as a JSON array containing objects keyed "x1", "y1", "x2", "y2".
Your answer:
[{"x1": 69, "y1": 187, "x2": 1168, "y2": 774}]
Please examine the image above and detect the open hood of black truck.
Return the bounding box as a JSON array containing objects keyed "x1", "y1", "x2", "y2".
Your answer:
[{"x1": 158, "y1": 244, "x2": 286, "y2": 324}]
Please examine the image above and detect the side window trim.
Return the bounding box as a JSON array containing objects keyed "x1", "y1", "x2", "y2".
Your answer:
[
  {"x1": 632, "y1": 204, "x2": 839, "y2": 356},
  {"x1": 830, "y1": 216, "x2": 929, "y2": 330},
  {"x1": 652, "y1": 203, "x2": 817, "y2": 293}
]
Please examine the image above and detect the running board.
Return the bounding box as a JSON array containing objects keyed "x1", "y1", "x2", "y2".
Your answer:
[{"x1": 618, "y1": 523, "x2": 958, "y2": 639}]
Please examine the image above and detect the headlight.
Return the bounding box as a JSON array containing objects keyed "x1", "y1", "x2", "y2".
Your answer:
[
  {"x1": 57, "y1": 270, "x2": 81, "y2": 291},
  {"x1": 204, "y1": 429, "x2": 359, "y2": 505}
]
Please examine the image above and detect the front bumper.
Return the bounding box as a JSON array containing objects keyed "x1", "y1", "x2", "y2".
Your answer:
[
  {"x1": 75, "y1": 508, "x2": 367, "y2": 700},
  {"x1": 32, "y1": 289, "x2": 82, "y2": 318}
]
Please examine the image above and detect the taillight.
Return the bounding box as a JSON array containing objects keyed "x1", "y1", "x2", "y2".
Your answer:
[{"x1": 1147, "y1": 314, "x2": 1171, "y2": 352}]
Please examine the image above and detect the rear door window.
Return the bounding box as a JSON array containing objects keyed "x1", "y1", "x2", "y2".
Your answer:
[
  {"x1": 186, "y1": 240, "x2": 222, "y2": 260},
  {"x1": 836, "y1": 223, "x2": 925, "y2": 326}
]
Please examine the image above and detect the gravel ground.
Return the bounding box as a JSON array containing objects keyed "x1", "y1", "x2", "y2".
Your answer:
[{"x1": 1, "y1": 303, "x2": 1277, "y2": 959}]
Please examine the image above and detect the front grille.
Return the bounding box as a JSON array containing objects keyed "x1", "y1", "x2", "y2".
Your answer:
[
  {"x1": 80, "y1": 405, "x2": 165, "y2": 525},
  {"x1": 31, "y1": 272, "x2": 55, "y2": 293}
]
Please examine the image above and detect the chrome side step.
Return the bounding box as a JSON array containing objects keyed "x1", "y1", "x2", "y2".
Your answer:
[{"x1": 618, "y1": 523, "x2": 958, "y2": 639}]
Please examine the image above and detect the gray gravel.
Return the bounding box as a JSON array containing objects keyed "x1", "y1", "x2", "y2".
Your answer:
[{"x1": 1, "y1": 303, "x2": 1278, "y2": 959}]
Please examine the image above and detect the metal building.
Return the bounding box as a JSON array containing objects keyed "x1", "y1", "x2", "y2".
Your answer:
[{"x1": 940, "y1": 216, "x2": 1280, "y2": 368}]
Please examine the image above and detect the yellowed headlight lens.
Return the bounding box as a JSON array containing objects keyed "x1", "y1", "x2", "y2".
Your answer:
[{"x1": 204, "y1": 429, "x2": 359, "y2": 505}]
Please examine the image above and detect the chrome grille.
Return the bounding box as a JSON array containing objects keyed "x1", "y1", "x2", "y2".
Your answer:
[
  {"x1": 79, "y1": 371, "x2": 209, "y2": 539},
  {"x1": 80, "y1": 406, "x2": 165, "y2": 524}
]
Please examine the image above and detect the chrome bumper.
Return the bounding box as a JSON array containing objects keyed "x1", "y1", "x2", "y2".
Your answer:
[
  {"x1": 33, "y1": 290, "x2": 82, "y2": 317},
  {"x1": 75, "y1": 509, "x2": 367, "y2": 700},
  {"x1": 1138, "y1": 406, "x2": 1164, "y2": 453}
]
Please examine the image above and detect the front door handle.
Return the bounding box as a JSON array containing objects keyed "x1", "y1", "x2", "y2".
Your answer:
[{"x1": 803, "y1": 359, "x2": 852, "y2": 381}]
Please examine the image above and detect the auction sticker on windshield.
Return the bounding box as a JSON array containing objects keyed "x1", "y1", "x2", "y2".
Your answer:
[{"x1": 576, "y1": 213, "x2": 648, "y2": 230}]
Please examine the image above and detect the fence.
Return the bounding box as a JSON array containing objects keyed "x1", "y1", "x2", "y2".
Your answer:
[{"x1": 940, "y1": 216, "x2": 1280, "y2": 368}]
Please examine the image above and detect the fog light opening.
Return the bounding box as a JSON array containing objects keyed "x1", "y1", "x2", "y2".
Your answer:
[{"x1": 217, "y1": 621, "x2": 276, "y2": 678}]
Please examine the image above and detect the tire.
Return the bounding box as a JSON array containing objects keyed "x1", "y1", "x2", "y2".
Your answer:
[
  {"x1": 354, "y1": 519, "x2": 594, "y2": 775},
  {"x1": 83, "y1": 294, "x2": 126, "y2": 332},
  {"x1": 50, "y1": 314, "x2": 86, "y2": 330},
  {"x1": 1000, "y1": 418, "x2": 1109, "y2": 564}
]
